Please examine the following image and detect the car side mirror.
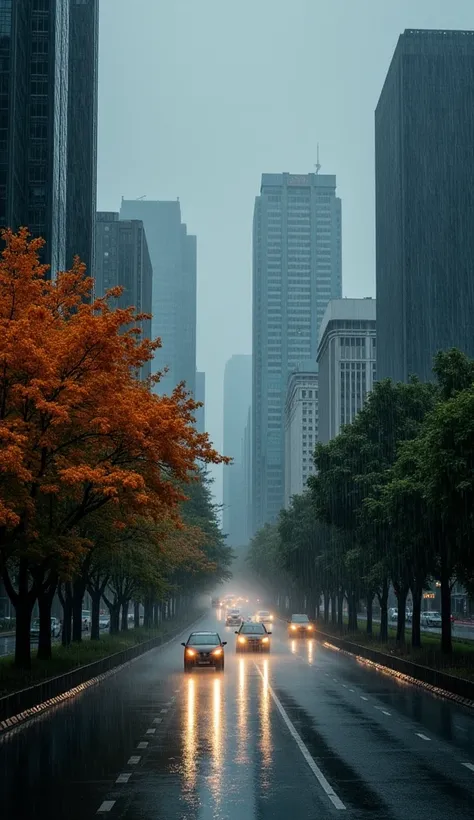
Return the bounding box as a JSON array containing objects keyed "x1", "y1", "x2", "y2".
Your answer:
[
  {"x1": 267, "y1": 632, "x2": 272, "y2": 635},
  {"x1": 181, "y1": 642, "x2": 186, "y2": 647},
  {"x1": 222, "y1": 641, "x2": 227, "y2": 646},
  {"x1": 235, "y1": 631, "x2": 239, "y2": 635}
]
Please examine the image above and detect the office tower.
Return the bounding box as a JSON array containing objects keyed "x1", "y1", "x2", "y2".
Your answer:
[
  {"x1": 317, "y1": 298, "x2": 376, "y2": 444},
  {"x1": 95, "y1": 213, "x2": 153, "y2": 380},
  {"x1": 284, "y1": 361, "x2": 318, "y2": 507},
  {"x1": 376, "y1": 29, "x2": 474, "y2": 383},
  {"x1": 119, "y1": 199, "x2": 197, "y2": 397},
  {"x1": 241, "y1": 406, "x2": 252, "y2": 545},
  {"x1": 252, "y1": 172, "x2": 342, "y2": 530},
  {"x1": 195, "y1": 371, "x2": 205, "y2": 433},
  {"x1": 223, "y1": 354, "x2": 252, "y2": 546},
  {"x1": 0, "y1": 1, "x2": 99, "y2": 275}
]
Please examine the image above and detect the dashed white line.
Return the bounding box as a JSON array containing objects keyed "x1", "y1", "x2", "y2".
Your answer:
[
  {"x1": 128, "y1": 755, "x2": 141, "y2": 765},
  {"x1": 349, "y1": 689, "x2": 355, "y2": 693},
  {"x1": 146, "y1": 728, "x2": 156, "y2": 735},
  {"x1": 253, "y1": 663, "x2": 346, "y2": 810},
  {"x1": 374, "y1": 706, "x2": 391, "y2": 716},
  {"x1": 137, "y1": 742, "x2": 148, "y2": 749},
  {"x1": 342, "y1": 684, "x2": 348, "y2": 689},
  {"x1": 333, "y1": 678, "x2": 338, "y2": 682},
  {"x1": 116, "y1": 772, "x2": 131, "y2": 784},
  {"x1": 97, "y1": 801, "x2": 116, "y2": 813},
  {"x1": 462, "y1": 762, "x2": 474, "y2": 773},
  {"x1": 416, "y1": 733, "x2": 430, "y2": 741},
  {"x1": 360, "y1": 696, "x2": 368, "y2": 701},
  {"x1": 153, "y1": 717, "x2": 162, "y2": 724}
]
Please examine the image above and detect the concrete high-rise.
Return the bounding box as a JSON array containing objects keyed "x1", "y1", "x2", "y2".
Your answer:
[
  {"x1": 317, "y1": 298, "x2": 376, "y2": 444},
  {"x1": 0, "y1": 0, "x2": 99, "y2": 275},
  {"x1": 195, "y1": 371, "x2": 206, "y2": 433},
  {"x1": 376, "y1": 29, "x2": 474, "y2": 383},
  {"x1": 252, "y1": 172, "x2": 342, "y2": 531},
  {"x1": 95, "y1": 213, "x2": 153, "y2": 380},
  {"x1": 223, "y1": 354, "x2": 252, "y2": 547},
  {"x1": 284, "y1": 361, "x2": 319, "y2": 507},
  {"x1": 119, "y1": 200, "x2": 196, "y2": 397}
]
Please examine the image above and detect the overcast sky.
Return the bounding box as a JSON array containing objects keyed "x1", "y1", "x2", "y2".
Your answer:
[{"x1": 97, "y1": 0, "x2": 474, "y2": 507}]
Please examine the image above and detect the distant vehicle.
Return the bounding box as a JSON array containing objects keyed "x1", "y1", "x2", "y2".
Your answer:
[
  {"x1": 388, "y1": 608, "x2": 398, "y2": 621},
  {"x1": 288, "y1": 614, "x2": 314, "y2": 637},
  {"x1": 226, "y1": 608, "x2": 242, "y2": 626},
  {"x1": 182, "y1": 631, "x2": 226, "y2": 673},
  {"x1": 405, "y1": 610, "x2": 413, "y2": 623},
  {"x1": 255, "y1": 610, "x2": 273, "y2": 625},
  {"x1": 31, "y1": 617, "x2": 61, "y2": 638},
  {"x1": 421, "y1": 611, "x2": 442, "y2": 627},
  {"x1": 99, "y1": 615, "x2": 110, "y2": 630},
  {"x1": 211, "y1": 596, "x2": 220, "y2": 607},
  {"x1": 82, "y1": 610, "x2": 91, "y2": 632},
  {"x1": 236, "y1": 621, "x2": 271, "y2": 652}
]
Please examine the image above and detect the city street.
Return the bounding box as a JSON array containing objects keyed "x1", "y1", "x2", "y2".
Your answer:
[{"x1": 1, "y1": 609, "x2": 474, "y2": 819}]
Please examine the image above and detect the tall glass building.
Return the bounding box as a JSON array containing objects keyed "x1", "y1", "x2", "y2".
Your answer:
[
  {"x1": 0, "y1": 0, "x2": 98, "y2": 275},
  {"x1": 252, "y1": 172, "x2": 342, "y2": 530},
  {"x1": 376, "y1": 29, "x2": 474, "y2": 383}
]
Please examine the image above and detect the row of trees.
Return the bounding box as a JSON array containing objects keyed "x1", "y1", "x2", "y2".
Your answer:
[
  {"x1": 0, "y1": 231, "x2": 231, "y2": 668},
  {"x1": 247, "y1": 349, "x2": 474, "y2": 654}
]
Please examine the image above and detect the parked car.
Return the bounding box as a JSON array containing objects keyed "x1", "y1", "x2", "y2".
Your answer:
[
  {"x1": 99, "y1": 615, "x2": 110, "y2": 630},
  {"x1": 50, "y1": 616, "x2": 61, "y2": 637},
  {"x1": 421, "y1": 611, "x2": 442, "y2": 628},
  {"x1": 82, "y1": 610, "x2": 91, "y2": 631}
]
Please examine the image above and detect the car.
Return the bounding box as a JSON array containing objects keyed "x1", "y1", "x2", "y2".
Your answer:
[
  {"x1": 50, "y1": 616, "x2": 61, "y2": 637},
  {"x1": 235, "y1": 621, "x2": 271, "y2": 652},
  {"x1": 82, "y1": 610, "x2": 91, "y2": 631},
  {"x1": 421, "y1": 611, "x2": 442, "y2": 627},
  {"x1": 99, "y1": 615, "x2": 110, "y2": 630},
  {"x1": 211, "y1": 596, "x2": 220, "y2": 607},
  {"x1": 181, "y1": 631, "x2": 227, "y2": 672},
  {"x1": 226, "y1": 608, "x2": 242, "y2": 626},
  {"x1": 255, "y1": 610, "x2": 273, "y2": 625},
  {"x1": 288, "y1": 614, "x2": 314, "y2": 637}
]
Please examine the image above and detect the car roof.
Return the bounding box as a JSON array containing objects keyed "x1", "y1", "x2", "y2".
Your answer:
[{"x1": 190, "y1": 631, "x2": 219, "y2": 635}]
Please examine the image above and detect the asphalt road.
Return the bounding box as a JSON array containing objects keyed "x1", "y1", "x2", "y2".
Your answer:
[{"x1": 1, "y1": 609, "x2": 474, "y2": 820}]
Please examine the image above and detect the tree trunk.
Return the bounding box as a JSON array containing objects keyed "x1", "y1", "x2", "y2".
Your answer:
[
  {"x1": 411, "y1": 583, "x2": 422, "y2": 649},
  {"x1": 133, "y1": 600, "x2": 140, "y2": 628},
  {"x1": 153, "y1": 602, "x2": 159, "y2": 627},
  {"x1": 331, "y1": 593, "x2": 337, "y2": 625},
  {"x1": 59, "y1": 582, "x2": 73, "y2": 647},
  {"x1": 395, "y1": 586, "x2": 408, "y2": 644},
  {"x1": 15, "y1": 596, "x2": 35, "y2": 669},
  {"x1": 36, "y1": 575, "x2": 57, "y2": 661},
  {"x1": 440, "y1": 554, "x2": 452, "y2": 654},
  {"x1": 90, "y1": 590, "x2": 101, "y2": 641},
  {"x1": 337, "y1": 592, "x2": 344, "y2": 629},
  {"x1": 108, "y1": 602, "x2": 120, "y2": 634},
  {"x1": 144, "y1": 596, "x2": 153, "y2": 628},
  {"x1": 378, "y1": 578, "x2": 389, "y2": 642},
  {"x1": 366, "y1": 593, "x2": 373, "y2": 636},
  {"x1": 121, "y1": 600, "x2": 129, "y2": 631},
  {"x1": 323, "y1": 592, "x2": 330, "y2": 624},
  {"x1": 347, "y1": 592, "x2": 358, "y2": 632},
  {"x1": 72, "y1": 578, "x2": 87, "y2": 642}
]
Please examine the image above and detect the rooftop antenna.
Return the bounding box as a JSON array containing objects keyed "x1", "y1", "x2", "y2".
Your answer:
[{"x1": 314, "y1": 143, "x2": 321, "y2": 174}]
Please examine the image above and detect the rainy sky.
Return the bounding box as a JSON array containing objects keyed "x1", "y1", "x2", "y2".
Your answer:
[{"x1": 97, "y1": 0, "x2": 474, "y2": 505}]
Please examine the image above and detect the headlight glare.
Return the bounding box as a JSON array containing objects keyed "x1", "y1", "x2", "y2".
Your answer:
[
  {"x1": 291, "y1": 625, "x2": 297, "y2": 631},
  {"x1": 186, "y1": 648, "x2": 195, "y2": 656},
  {"x1": 212, "y1": 647, "x2": 222, "y2": 656},
  {"x1": 238, "y1": 636, "x2": 246, "y2": 644},
  {"x1": 262, "y1": 637, "x2": 269, "y2": 643}
]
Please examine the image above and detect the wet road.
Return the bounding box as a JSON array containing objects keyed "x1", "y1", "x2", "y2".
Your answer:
[{"x1": 1, "y1": 611, "x2": 474, "y2": 819}]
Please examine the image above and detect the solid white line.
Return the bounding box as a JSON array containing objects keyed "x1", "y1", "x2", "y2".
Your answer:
[
  {"x1": 153, "y1": 717, "x2": 162, "y2": 724},
  {"x1": 97, "y1": 801, "x2": 115, "y2": 813},
  {"x1": 374, "y1": 707, "x2": 391, "y2": 716},
  {"x1": 416, "y1": 733, "x2": 430, "y2": 741},
  {"x1": 360, "y1": 696, "x2": 368, "y2": 701},
  {"x1": 137, "y1": 742, "x2": 148, "y2": 749},
  {"x1": 116, "y1": 772, "x2": 131, "y2": 784},
  {"x1": 253, "y1": 663, "x2": 346, "y2": 810},
  {"x1": 146, "y1": 728, "x2": 155, "y2": 735},
  {"x1": 128, "y1": 755, "x2": 141, "y2": 765},
  {"x1": 462, "y1": 762, "x2": 474, "y2": 772}
]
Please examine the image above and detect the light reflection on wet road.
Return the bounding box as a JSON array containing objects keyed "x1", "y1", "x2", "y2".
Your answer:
[{"x1": 1, "y1": 610, "x2": 474, "y2": 819}]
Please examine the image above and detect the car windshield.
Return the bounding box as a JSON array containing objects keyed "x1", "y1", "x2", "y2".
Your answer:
[
  {"x1": 292, "y1": 615, "x2": 309, "y2": 623},
  {"x1": 229, "y1": 609, "x2": 240, "y2": 614},
  {"x1": 258, "y1": 611, "x2": 270, "y2": 616},
  {"x1": 240, "y1": 624, "x2": 266, "y2": 634},
  {"x1": 188, "y1": 633, "x2": 220, "y2": 645}
]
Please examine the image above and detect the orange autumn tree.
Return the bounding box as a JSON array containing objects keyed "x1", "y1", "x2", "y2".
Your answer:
[{"x1": 0, "y1": 230, "x2": 227, "y2": 667}]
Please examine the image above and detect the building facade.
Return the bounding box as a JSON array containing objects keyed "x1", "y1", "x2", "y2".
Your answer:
[
  {"x1": 95, "y1": 212, "x2": 153, "y2": 380},
  {"x1": 119, "y1": 199, "x2": 196, "y2": 397},
  {"x1": 317, "y1": 298, "x2": 376, "y2": 444},
  {"x1": 0, "y1": 0, "x2": 98, "y2": 275},
  {"x1": 252, "y1": 172, "x2": 342, "y2": 531},
  {"x1": 376, "y1": 29, "x2": 474, "y2": 383},
  {"x1": 195, "y1": 371, "x2": 205, "y2": 433},
  {"x1": 284, "y1": 361, "x2": 318, "y2": 507},
  {"x1": 241, "y1": 406, "x2": 252, "y2": 545},
  {"x1": 223, "y1": 354, "x2": 252, "y2": 546}
]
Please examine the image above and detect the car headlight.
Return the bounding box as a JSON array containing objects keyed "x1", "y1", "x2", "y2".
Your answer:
[
  {"x1": 238, "y1": 636, "x2": 246, "y2": 644},
  {"x1": 262, "y1": 637, "x2": 269, "y2": 643},
  {"x1": 291, "y1": 624, "x2": 297, "y2": 631},
  {"x1": 212, "y1": 647, "x2": 223, "y2": 656},
  {"x1": 270, "y1": 615, "x2": 273, "y2": 620},
  {"x1": 307, "y1": 625, "x2": 313, "y2": 630},
  {"x1": 186, "y1": 648, "x2": 195, "y2": 656}
]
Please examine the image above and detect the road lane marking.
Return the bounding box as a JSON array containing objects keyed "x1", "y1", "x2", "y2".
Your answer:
[
  {"x1": 97, "y1": 801, "x2": 115, "y2": 813},
  {"x1": 253, "y1": 663, "x2": 346, "y2": 811},
  {"x1": 146, "y1": 728, "x2": 156, "y2": 735},
  {"x1": 342, "y1": 684, "x2": 348, "y2": 688},
  {"x1": 360, "y1": 696, "x2": 368, "y2": 701},
  {"x1": 333, "y1": 678, "x2": 338, "y2": 682},
  {"x1": 116, "y1": 773, "x2": 131, "y2": 784},
  {"x1": 137, "y1": 742, "x2": 148, "y2": 749},
  {"x1": 128, "y1": 755, "x2": 141, "y2": 765},
  {"x1": 462, "y1": 763, "x2": 474, "y2": 772},
  {"x1": 349, "y1": 689, "x2": 355, "y2": 693},
  {"x1": 153, "y1": 717, "x2": 162, "y2": 724},
  {"x1": 374, "y1": 707, "x2": 391, "y2": 716},
  {"x1": 416, "y1": 733, "x2": 430, "y2": 741}
]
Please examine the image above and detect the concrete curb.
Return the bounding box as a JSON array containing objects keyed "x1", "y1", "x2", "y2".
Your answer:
[{"x1": 0, "y1": 609, "x2": 207, "y2": 733}]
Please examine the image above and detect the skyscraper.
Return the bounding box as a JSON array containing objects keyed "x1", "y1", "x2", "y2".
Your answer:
[
  {"x1": 376, "y1": 29, "x2": 474, "y2": 383},
  {"x1": 284, "y1": 361, "x2": 319, "y2": 507},
  {"x1": 195, "y1": 371, "x2": 206, "y2": 433},
  {"x1": 95, "y1": 212, "x2": 153, "y2": 380},
  {"x1": 119, "y1": 200, "x2": 197, "y2": 397},
  {"x1": 252, "y1": 172, "x2": 342, "y2": 531},
  {"x1": 0, "y1": 0, "x2": 99, "y2": 275},
  {"x1": 223, "y1": 354, "x2": 252, "y2": 546}
]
